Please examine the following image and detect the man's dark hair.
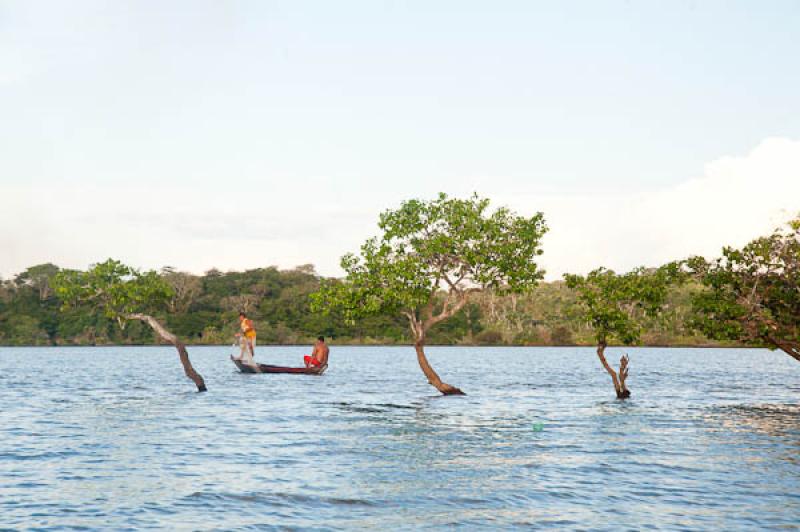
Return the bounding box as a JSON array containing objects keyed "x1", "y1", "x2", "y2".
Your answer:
[
  {"x1": 239, "y1": 311, "x2": 246, "y2": 317},
  {"x1": 317, "y1": 336, "x2": 325, "y2": 342}
]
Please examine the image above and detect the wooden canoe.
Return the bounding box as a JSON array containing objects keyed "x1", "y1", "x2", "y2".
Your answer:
[{"x1": 230, "y1": 355, "x2": 327, "y2": 375}]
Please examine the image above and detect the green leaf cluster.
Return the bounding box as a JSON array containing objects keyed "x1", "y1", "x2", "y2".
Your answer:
[
  {"x1": 53, "y1": 259, "x2": 173, "y2": 322},
  {"x1": 564, "y1": 263, "x2": 683, "y2": 346},
  {"x1": 689, "y1": 217, "x2": 800, "y2": 352},
  {"x1": 311, "y1": 192, "x2": 548, "y2": 327}
]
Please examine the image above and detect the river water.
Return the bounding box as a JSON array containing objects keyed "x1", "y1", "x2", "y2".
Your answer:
[{"x1": 1, "y1": 346, "x2": 799, "y2": 530}]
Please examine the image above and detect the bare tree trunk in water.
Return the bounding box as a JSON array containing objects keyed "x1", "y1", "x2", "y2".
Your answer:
[
  {"x1": 127, "y1": 313, "x2": 207, "y2": 392},
  {"x1": 407, "y1": 316, "x2": 465, "y2": 396},
  {"x1": 597, "y1": 341, "x2": 630, "y2": 399},
  {"x1": 414, "y1": 340, "x2": 465, "y2": 396}
]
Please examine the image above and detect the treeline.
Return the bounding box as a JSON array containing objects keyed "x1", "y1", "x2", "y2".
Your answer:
[{"x1": 0, "y1": 262, "x2": 715, "y2": 347}]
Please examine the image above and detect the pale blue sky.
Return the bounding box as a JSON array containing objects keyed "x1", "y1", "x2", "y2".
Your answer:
[{"x1": 1, "y1": 1, "x2": 799, "y2": 277}]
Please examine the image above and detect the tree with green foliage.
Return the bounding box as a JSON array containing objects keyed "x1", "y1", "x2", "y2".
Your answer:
[
  {"x1": 565, "y1": 264, "x2": 681, "y2": 399},
  {"x1": 15, "y1": 263, "x2": 61, "y2": 301},
  {"x1": 160, "y1": 268, "x2": 202, "y2": 314},
  {"x1": 689, "y1": 217, "x2": 800, "y2": 363},
  {"x1": 54, "y1": 259, "x2": 207, "y2": 391},
  {"x1": 0, "y1": 259, "x2": 728, "y2": 348},
  {"x1": 311, "y1": 193, "x2": 548, "y2": 395},
  {"x1": 4, "y1": 264, "x2": 63, "y2": 344}
]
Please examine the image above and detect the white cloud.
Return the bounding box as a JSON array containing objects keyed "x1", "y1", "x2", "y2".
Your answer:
[
  {"x1": 1, "y1": 137, "x2": 798, "y2": 281},
  {"x1": 500, "y1": 137, "x2": 800, "y2": 279}
]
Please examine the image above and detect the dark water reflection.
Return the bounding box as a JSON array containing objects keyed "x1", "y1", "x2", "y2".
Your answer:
[{"x1": 1, "y1": 346, "x2": 799, "y2": 529}]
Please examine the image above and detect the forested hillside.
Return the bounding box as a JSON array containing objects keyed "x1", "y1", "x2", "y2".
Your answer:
[{"x1": 0, "y1": 262, "x2": 721, "y2": 347}]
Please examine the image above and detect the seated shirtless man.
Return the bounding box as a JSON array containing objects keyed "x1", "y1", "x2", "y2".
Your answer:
[{"x1": 304, "y1": 336, "x2": 329, "y2": 368}]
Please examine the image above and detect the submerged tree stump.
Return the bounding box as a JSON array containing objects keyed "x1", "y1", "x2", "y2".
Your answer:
[{"x1": 597, "y1": 342, "x2": 630, "y2": 399}]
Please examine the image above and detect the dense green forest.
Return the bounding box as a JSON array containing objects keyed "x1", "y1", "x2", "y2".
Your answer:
[{"x1": 0, "y1": 262, "x2": 724, "y2": 347}]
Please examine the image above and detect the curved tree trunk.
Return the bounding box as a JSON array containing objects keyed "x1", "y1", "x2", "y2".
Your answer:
[
  {"x1": 405, "y1": 295, "x2": 468, "y2": 396},
  {"x1": 128, "y1": 313, "x2": 207, "y2": 392},
  {"x1": 597, "y1": 342, "x2": 630, "y2": 399},
  {"x1": 414, "y1": 339, "x2": 465, "y2": 396},
  {"x1": 770, "y1": 337, "x2": 800, "y2": 363},
  {"x1": 778, "y1": 345, "x2": 800, "y2": 363}
]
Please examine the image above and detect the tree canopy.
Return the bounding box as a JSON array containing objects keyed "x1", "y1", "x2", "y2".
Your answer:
[
  {"x1": 689, "y1": 217, "x2": 800, "y2": 363},
  {"x1": 564, "y1": 264, "x2": 682, "y2": 347},
  {"x1": 313, "y1": 193, "x2": 547, "y2": 322},
  {"x1": 54, "y1": 259, "x2": 173, "y2": 325}
]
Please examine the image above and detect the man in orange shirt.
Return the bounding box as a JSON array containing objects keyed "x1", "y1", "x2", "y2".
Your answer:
[{"x1": 235, "y1": 311, "x2": 257, "y2": 364}]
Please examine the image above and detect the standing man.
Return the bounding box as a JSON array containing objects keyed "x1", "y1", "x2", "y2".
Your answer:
[
  {"x1": 304, "y1": 336, "x2": 329, "y2": 368},
  {"x1": 236, "y1": 311, "x2": 257, "y2": 364}
]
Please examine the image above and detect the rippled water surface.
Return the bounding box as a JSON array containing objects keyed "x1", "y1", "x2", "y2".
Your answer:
[{"x1": 1, "y1": 346, "x2": 799, "y2": 530}]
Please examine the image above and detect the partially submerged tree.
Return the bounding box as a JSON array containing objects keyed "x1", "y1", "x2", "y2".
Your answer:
[
  {"x1": 689, "y1": 217, "x2": 800, "y2": 363},
  {"x1": 565, "y1": 265, "x2": 681, "y2": 399},
  {"x1": 54, "y1": 259, "x2": 207, "y2": 391},
  {"x1": 311, "y1": 193, "x2": 548, "y2": 395}
]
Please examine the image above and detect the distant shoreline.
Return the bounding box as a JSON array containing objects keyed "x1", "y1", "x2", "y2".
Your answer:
[{"x1": 0, "y1": 342, "x2": 753, "y2": 349}]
